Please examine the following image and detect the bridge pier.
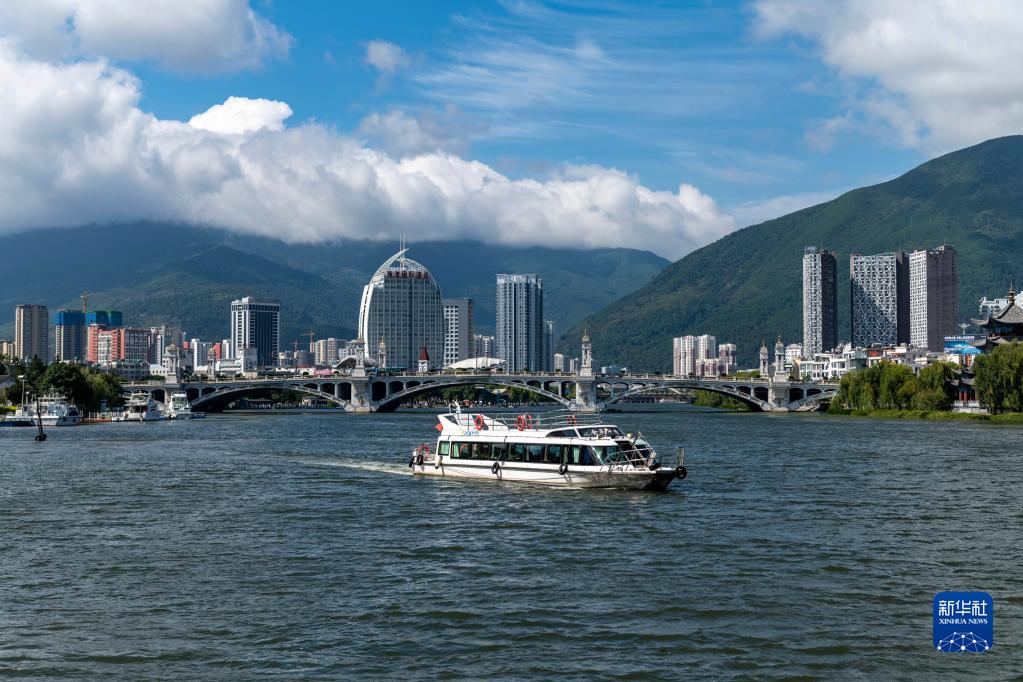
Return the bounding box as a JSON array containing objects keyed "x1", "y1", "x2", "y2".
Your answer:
[{"x1": 574, "y1": 378, "x2": 600, "y2": 413}]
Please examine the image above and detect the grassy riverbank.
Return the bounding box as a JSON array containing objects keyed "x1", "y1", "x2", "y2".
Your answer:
[{"x1": 827, "y1": 407, "x2": 1023, "y2": 423}]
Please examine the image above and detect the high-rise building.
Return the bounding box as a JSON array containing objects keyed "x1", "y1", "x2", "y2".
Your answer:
[
  {"x1": 231, "y1": 297, "x2": 281, "y2": 368},
  {"x1": 718, "y1": 343, "x2": 737, "y2": 375},
  {"x1": 908, "y1": 244, "x2": 958, "y2": 351},
  {"x1": 54, "y1": 310, "x2": 86, "y2": 363},
  {"x1": 314, "y1": 338, "x2": 341, "y2": 366},
  {"x1": 673, "y1": 335, "x2": 696, "y2": 377},
  {"x1": 85, "y1": 310, "x2": 123, "y2": 328},
  {"x1": 0, "y1": 339, "x2": 14, "y2": 358},
  {"x1": 442, "y1": 298, "x2": 474, "y2": 367},
  {"x1": 473, "y1": 334, "x2": 495, "y2": 358},
  {"x1": 495, "y1": 274, "x2": 544, "y2": 372},
  {"x1": 673, "y1": 334, "x2": 716, "y2": 376},
  {"x1": 802, "y1": 246, "x2": 839, "y2": 355},
  {"x1": 553, "y1": 352, "x2": 565, "y2": 372},
  {"x1": 91, "y1": 327, "x2": 152, "y2": 365},
  {"x1": 191, "y1": 339, "x2": 214, "y2": 368},
  {"x1": 14, "y1": 304, "x2": 49, "y2": 362},
  {"x1": 850, "y1": 252, "x2": 909, "y2": 347},
  {"x1": 543, "y1": 320, "x2": 555, "y2": 372},
  {"x1": 358, "y1": 249, "x2": 444, "y2": 371}
]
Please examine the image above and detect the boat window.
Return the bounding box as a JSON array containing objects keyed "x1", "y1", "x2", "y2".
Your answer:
[
  {"x1": 438, "y1": 441, "x2": 450, "y2": 456},
  {"x1": 452, "y1": 442, "x2": 471, "y2": 459},
  {"x1": 586, "y1": 445, "x2": 620, "y2": 464},
  {"x1": 569, "y1": 445, "x2": 583, "y2": 465},
  {"x1": 491, "y1": 443, "x2": 507, "y2": 461},
  {"x1": 509, "y1": 443, "x2": 526, "y2": 462},
  {"x1": 548, "y1": 429, "x2": 577, "y2": 438},
  {"x1": 545, "y1": 444, "x2": 564, "y2": 464},
  {"x1": 473, "y1": 442, "x2": 491, "y2": 460},
  {"x1": 580, "y1": 446, "x2": 596, "y2": 466},
  {"x1": 526, "y1": 444, "x2": 544, "y2": 463}
]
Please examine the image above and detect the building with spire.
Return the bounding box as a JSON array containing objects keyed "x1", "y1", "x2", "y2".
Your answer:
[
  {"x1": 580, "y1": 331, "x2": 593, "y2": 377},
  {"x1": 358, "y1": 248, "x2": 444, "y2": 371}
]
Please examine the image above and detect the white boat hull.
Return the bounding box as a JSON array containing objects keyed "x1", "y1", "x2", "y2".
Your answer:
[{"x1": 411, "y1": 459, "x2": 664, "y2": 490}]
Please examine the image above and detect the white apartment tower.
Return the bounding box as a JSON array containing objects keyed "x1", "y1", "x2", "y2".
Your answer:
[
  {"x1": 14, "y1": 304, "x2": 49, "y2": 363},
  {"x1": 496, "y1": 274, "x2": 545, "y2": 372},
  {"x1": 230, "y1": 297, "x2": 280, "y2": 368},
  {"x1": 442, "y1": 298, "x2": 474, "y2": 367}
]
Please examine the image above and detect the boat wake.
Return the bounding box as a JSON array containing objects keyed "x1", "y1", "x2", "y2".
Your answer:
[{"x1": 307, "y1": 459, "x2": 412, "y2": 476}]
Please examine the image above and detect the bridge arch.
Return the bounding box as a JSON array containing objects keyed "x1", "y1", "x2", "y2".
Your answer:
[
  {"x1": 372, "y1": 377, "x2": 573, "y2": 413},
  {"x1": 189, "y1": 383, "x2": 353, "y2": 412},
  {"x1": 603, "y1": 381, "x2": 772, "y2": 412}
]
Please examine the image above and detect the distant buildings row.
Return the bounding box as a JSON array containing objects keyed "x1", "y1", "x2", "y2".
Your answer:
[
  {"x1": 5, "y1": 248, "x2": 565, "y2": 376},
  {"x1": 671, "y1": 335, "x2": 737, "y2": 378},
  {"x1": 802, "y1": 244, "x2": 958, "y2": 354}
]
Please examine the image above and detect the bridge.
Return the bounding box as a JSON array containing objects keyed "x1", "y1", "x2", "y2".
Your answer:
[{"x1": 123, "y1": 369, "x2": 838, "y2": 413}]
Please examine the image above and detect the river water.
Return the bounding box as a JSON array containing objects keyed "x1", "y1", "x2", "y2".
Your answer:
[{"x1": 2, "y1": 410, "x2": 1021, "y2": 679}]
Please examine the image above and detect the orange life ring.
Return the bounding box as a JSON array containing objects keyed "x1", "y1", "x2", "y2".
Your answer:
[
  {"x1": 516, "y1": 414, "x2": 526, "y2": 431},
  {"x1": 524, "y1": 414, "x2": 534, "y2": 429},
  {"x1": 474, "y1": 414, "x2": 485, "y2": 430},
  {"x1": 419, "y1": 443, "x2": 430, "y2": 454}
]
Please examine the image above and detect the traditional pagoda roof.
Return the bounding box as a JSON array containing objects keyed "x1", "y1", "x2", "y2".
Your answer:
[
  {"x1": 970, "y1": 287, "x2": 1023, "y2": 351},
  {"x1": 972, "y1": 287, "x2": 1023, "y2": 327},
  {"x1": 418, "y1": 345, "x2": 430, "y2": 361}
]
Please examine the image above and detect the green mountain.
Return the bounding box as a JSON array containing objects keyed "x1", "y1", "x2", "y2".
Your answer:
[
  {"x1": 569, "y1": 135, "x2": 1023, "y2": 371},
  {"x1": 0, "y1": 223, "x2": 668, "y2": 344}
]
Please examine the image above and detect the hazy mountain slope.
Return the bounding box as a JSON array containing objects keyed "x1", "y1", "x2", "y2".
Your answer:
[{"x1": 0, "y1": 223, "x2": 668, "y2": 344}]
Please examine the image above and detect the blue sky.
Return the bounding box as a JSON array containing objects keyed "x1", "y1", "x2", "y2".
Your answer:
[
  {"x1": 1, "y1": 1, "x2": 1021, "y2": 258},
  {"x1": 134, "y1": 1, "x2": 916, "y2": 212}
]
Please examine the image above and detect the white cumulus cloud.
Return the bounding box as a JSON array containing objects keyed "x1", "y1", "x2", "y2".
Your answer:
[
  {"x1": 0, "y1": 45, "x2": 734, "y2": 259},
  {"x1": 755, "y1": 0, "x2": 1023, "y2": 150},
  {"x1": 0, "y1": 0, "x2": 291, "y2": 73},
  {"x1": 189, "y1": 96, "x2": 293, "y2": 134}
]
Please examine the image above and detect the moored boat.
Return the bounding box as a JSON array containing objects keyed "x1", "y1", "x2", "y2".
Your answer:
[
  {"x1": 408, "y1": 407, "x2": 687, "y2": 490},
  {"x1": 114, "y1": 393, "x2": 166, "y2": 422},
  {"x1": 167, "y1": 392, "x2": 197, "y2": 419},
  {"x1": 14, "y1": 394, "x2": 82, "y2": 426}
]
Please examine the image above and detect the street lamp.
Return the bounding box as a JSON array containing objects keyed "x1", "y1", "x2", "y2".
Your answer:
[{"x1": 17, "y1": 374, "x2": 26, "y2": 409}]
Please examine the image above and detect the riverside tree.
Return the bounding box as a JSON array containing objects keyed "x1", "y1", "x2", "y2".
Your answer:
[{"x1": 973, "y1": 342, "x2": 1023, "y2": 413}]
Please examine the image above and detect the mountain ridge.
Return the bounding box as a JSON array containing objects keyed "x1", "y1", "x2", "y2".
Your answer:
[
  {"x1": 0, "y1": 223, "x2": 669, "y2": 345},
  {"x1": 567, "y1": 135, "x2": 1023, "y2": 371}
]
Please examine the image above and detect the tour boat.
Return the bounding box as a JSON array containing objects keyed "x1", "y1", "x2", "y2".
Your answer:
[
  {"x1": 14, "y1": 395, "x2": 82, "y2": 426},
  {"x1": 408, "y1": 407, "x2": 687, "y2": 491}
]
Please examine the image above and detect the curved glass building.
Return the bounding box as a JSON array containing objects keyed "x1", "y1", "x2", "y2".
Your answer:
[{"x1": 358, "y1": 249, "x2": 444, "y2": 371}]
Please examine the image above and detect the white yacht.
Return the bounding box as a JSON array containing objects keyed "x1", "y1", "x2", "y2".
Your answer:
[
  {"x1": 408, "y1": 408, "x2": 687, "y2": 491},
  {"x1": 115, "y1": 393, "x2": 166, "y2": 422},
  {"x1": 15, "y1": 395, "x2": 82, "y2": 426},
  {"x1": 167, "y1": 392, "x2": 194, "y2": 419}
]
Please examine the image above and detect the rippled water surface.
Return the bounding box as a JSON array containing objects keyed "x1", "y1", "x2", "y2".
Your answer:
[{"x1": 2, "y1": 410, "x2": 1022, "y2": 679}]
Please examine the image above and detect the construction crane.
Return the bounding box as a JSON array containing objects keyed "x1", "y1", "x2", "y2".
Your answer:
[
  {"x1": 81, "y1": 290, "x2": 90, "y2": 315},
  {"x1": 303, "y1": 330, "x2": 316, "y2": 353}
]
